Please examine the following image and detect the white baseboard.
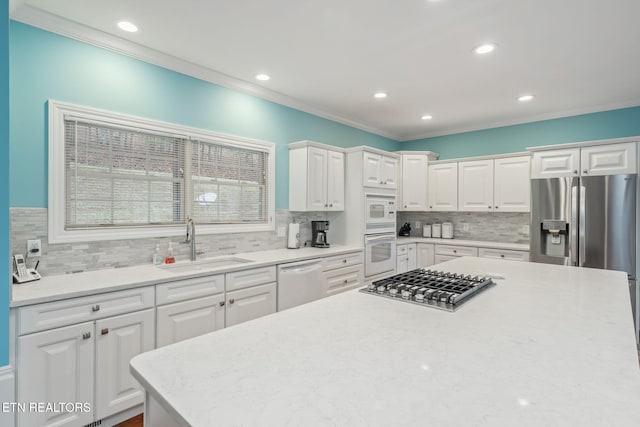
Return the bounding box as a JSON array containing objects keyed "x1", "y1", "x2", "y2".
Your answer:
[{"x1": 0, "y1": 365, "x2": 16, "y2": 427}]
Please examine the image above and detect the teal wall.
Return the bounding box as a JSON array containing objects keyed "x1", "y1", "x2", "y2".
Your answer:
[
  {"x1": 9, "y1": 21, "x2": 397, "y2": 210},
  {"x1": 1, "y1": 0, "x2": 9, "y2": 366},
  {"x1": 401, "y1": 107, "x2": 640, "y2": 159}
]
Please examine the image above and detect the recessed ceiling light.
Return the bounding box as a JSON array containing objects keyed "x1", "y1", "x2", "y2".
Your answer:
[
  {"x1": 421, "y1": 115, "x2": 433, "y2": 120},
  {"x1": 474, "y1": 43, "x2": 496, "y2": 54},
  {"x1": 518, "y1": 94, "x2": 534, "y2": 102},
  {"x1": 117, "y1": 21, "x2": 138, "y2": 33},
  {"x1": 374, "y1": 92, "x2": 387, "y2": 99},
  {"x1": 255, "y1": 74, "x2": 270, "y2": 81}
]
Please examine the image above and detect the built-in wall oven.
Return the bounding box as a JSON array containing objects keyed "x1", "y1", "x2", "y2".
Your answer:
[
  {"x1": 365, "y1": 193, "x2": 396, "y2": 233},
  {"x1": 364, "y1": 233, "x2": 396, "y2": 277}
]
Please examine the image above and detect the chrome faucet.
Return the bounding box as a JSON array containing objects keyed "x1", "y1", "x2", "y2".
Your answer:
[{"x1": 184, "y1": 217, "x2": 196, "y2": 261}]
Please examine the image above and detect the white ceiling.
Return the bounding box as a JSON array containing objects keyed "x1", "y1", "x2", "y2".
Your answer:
[{"x1": 9, "y1": 0, "x2": 640, "y2": 141}]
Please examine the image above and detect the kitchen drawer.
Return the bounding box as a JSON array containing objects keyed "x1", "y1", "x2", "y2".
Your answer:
[
  {"x1": 435, "y1": 245, "x2": 478, "y2": 257},
  {"x1": 226, "y1": 266, "x2": 277, "y2": 292},
  {"x1": 396, "y1": 244, "x2": 407, "y2": 255},
  {"x1": 478, "y1": 248, "x2": 530, "y2": 262},
  {"x1": 323, "y1": 251, "x2": 363, "y2": 271},
  {"x1": 18, "y1": 286, "x2": 155, "y2": 335},
  {"x1": 156, "y1": 274, "x2": 224, "y2": 306},
  {"x1": 323, "y1": 265, "x2": 363, "y2": 297}
]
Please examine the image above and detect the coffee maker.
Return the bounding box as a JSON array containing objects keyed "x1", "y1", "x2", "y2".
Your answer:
[{"x1": 311, "y1": 221, "x2": 330, "y2": 248}]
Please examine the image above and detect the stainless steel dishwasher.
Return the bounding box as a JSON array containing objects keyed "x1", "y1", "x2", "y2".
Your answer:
[{"x1": 277, "y1": 259, "x2": 324, "y2": 311}]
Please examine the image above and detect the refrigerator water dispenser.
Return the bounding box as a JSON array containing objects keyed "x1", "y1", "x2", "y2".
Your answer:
[{"x1": 540, "y1": 220, "x2": 569, "y2": 258}]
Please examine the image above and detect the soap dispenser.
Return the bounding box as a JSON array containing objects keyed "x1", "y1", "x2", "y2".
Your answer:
[
  {"x1": 153, "y1": 244, "x2": 163, "y2": 265},
  {"x1": 165, "y1": 242, "x2": 175, "y2": 264}
]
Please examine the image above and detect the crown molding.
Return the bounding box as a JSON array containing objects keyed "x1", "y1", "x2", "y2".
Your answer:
[
  {"x1": 399, "y1": 99, "x2": 640, "y2": 142},
  {"x1": 10, "y1": 5, "x2": 398, "y2": 141}
]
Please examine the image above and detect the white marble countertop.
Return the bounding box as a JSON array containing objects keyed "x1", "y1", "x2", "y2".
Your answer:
[
  {"x1": 10, "y1": 245, "x2": 363, "y2": 307},
  {"x1": 397, "y1": 236, "x2": 529, "y2": 251},
  {"x1": 130, "y1": 257, "x2": 640, "y2": 427}
]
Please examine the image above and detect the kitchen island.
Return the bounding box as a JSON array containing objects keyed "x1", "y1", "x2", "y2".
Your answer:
[{"x1": 130, "y1": 257, "x2": 640, "y2": 426}]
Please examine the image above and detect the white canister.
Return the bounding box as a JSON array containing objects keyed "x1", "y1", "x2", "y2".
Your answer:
[
  {"x1": 442, "y1": 222, "x2": 454, "y2": 239},
  {"x1": 432, "y1": 223, "x2": 442, "y2": 238},
  {"x1": 422, "y1": 224, "x2": 432, "y2": 238}
]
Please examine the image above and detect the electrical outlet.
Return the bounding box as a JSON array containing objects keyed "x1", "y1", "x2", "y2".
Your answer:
[
  {"x1": 27, "y1": 239, "x2": 42, "y2": 257},
  {"x1": 462, "y1": 223, "x2": 470, "y2": 231},
  {"x1": 277, "y1": 226, "x2": 286, "y2": 237},
  {"x1": 415, "y1": 221, "x2": 421, "y2": 228},
  {"x1": 522, "y1": 225, "x2": 530, "y2": 235}
]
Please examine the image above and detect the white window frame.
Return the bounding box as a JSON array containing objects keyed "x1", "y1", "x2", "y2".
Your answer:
[{"x1": 48, "y1": 100, "x2": 275, "y2": 243}]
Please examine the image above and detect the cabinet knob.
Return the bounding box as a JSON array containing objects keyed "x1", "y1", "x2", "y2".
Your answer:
[
  {"x1": 343, "y1": 279, "x2": 348, "y2": 284},
  {"x1": 92, "y1": 304, "x2": 100, "y2": 312},
  {"x1": 495, "y1": 206, "x2": 498, "y2": 209},
  {"x1": 573, "y1": 170, "x2": 578, "y2": 174},
  {"x1": 101, "y1": 328, "x2": 109, "y2": 335},
  {"x1": 229, "y1": 298, "x2": 235, "y2": 304},
  {"x1": 583, "y1": 170, "x2": 588, "y2": 174},
  {"x1": 343, "y1": 259, "x2": 347, "y2": 263},
  {"x1": 500, "y1": 254, "x2": 505, "y2": 258},
  {"x1": 82, "y1": 332, "x2": 91, "y2": 340},
  {"x1": 219, "y1": 301, "x2": 225, "y2": 307},
  {"x1": 453, "y1": 250, "x2": 457, "y2": 254},
  {"x1": 329, "y1": 204, "x2": 333, "y2": 207},
  {"x1": 488, "y1": 205, "x2": 491, "y2": 209},
  {"x1": 429, "y1": 206, "x2": 433, "y2": 209},
  {"x1": 324, "y1": 204, "x2": 328, "y2": 207}
]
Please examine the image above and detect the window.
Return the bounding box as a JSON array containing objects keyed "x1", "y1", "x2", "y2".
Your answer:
[{"x1": 49, "y1": 101, "x2": 275, "y2": 243}]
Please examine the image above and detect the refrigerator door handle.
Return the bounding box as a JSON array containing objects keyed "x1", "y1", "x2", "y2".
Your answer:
[
  {"x1": 579, "y1": 185, "x2": 586, "y2": 266},
  {"x1": 570, "y1": 186, "x2": 579, "y2": 265}
]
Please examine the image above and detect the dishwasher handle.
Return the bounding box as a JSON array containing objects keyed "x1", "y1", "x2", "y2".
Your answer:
[{"x1": 279, "y1": 261, "x2": 323, "y2": 274}]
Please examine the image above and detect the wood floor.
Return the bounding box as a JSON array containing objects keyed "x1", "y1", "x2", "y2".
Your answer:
[{"x1": 114, "y1": 414, "x2": 143, "y2": 427}]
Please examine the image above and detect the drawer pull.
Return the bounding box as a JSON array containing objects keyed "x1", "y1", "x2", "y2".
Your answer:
[
  {"x1": 91, "y1": 304, "x2": 100, "y2": 312},
  {"x1": 343, "y1": 259, "x2": 347, "y2": 263},
  {"x1": 229, "y1": 299, "x2": 235, "y2": 304},
  {"x1": 343, "y1": 279, "x2": 348, "y2": 284},
  {"x1": 82, "y1": 332, "x2": 91, "y2": 340},
  {"x1": 500, "y1": 254, "x2": 505, "y2": 258},
  {"x1": 101, "y1": 328, "x2": 109, "y2": 335},
  {"x1": 453, "y1": 250, "x2": 457, "y2": 253},
  {"x1": 219, "y1": 301, "x2": 225, "y2": 307}
]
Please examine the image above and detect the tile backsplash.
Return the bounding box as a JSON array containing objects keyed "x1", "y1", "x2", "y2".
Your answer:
[
  {"x1": 10, "y1": 208, "x2": 327, "y2": 276},
  {"x1": 397, "y1": 211, "x2": 530, "y2": 244}
]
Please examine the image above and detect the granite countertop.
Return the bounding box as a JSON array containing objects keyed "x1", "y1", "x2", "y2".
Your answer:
[
  {"x1": 130, "y1": 257, "x2": 640, "y2": 427},
  {"x1": 396, "y1": 236, "x2": 529, "y2": 251},
  {"x1": 10, "y1": 245, "x2": 363, "y2": 307}
]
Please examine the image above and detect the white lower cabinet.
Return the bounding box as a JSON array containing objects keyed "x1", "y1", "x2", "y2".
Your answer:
[
  {"x1": 17, "y1": 322, "x2": 95, "y2": 427},
  {"x1": 226, "y1": 282, "x2": 277, "y2": 327},
  {"x1": 95, "y1": 309, "x2": 155, "y2": 420},
  {"x1": 417, "y1": 243, "x2": 435, "y2": 268},
  {"x1": 156, "y1": 295, "x2": 225, "y2": 347}
]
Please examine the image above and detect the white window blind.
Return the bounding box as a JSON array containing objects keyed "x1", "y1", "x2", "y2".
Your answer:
[
  {"x1": 65, "y1": 119, "x2": 186, "y2": 228},
  {"x1": 190, "y1": 139, "x2": 268, "y2": 224}
]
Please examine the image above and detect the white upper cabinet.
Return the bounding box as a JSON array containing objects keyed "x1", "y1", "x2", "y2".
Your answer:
[
  {"x1": 493, "y1": 156, "x2": 531, "y2": 212},
  {"x1": 289, "y1": 141, "x2": 345, "y2": 211},
  {"x1": 580, "y1": 142, "x2": 637, "y2": 176},
  {"x1": 400, "y1": 154, "x2": 429, "y2": 210},
  {"x1": 532, "y1": 142, "x2": 637, "y2": 178},
  {"x1": 458, "y1": 159, "x2": 494, "y2": 212},
  {"x1": 531, "y1": 148, "x2": 581, "y2": 178},
  {"x1": 363, "y1": 151, "x2": 398, "y2": 188},
  {"x1": 428, "y1": 162, "x2": 458, "y2": 211}
]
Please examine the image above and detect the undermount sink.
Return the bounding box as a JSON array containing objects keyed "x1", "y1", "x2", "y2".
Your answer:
[{"x1": 158, "y1": 256, "x2": 254, "y2": 273}]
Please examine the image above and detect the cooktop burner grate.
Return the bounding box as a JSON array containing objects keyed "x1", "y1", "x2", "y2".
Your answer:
[{"x1": 359, "y1": 269, "x2": 494, "y2": 311}]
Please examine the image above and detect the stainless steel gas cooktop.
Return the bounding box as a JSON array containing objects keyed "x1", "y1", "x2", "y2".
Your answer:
[{"x1": 360, "y1": 269, "x2": 494, "y2": 311}]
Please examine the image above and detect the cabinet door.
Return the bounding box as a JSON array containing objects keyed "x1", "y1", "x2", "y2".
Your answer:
[
  {"x1": 396, "y1": 255, "x2": 409, "y2": 274},
  {"x1": 458, "y1": 160, "x2": 494, "y2": 212},
  {"x1": 407, "y1": 244, "x2": 417, "y2": 270},
  {"x1": 581, "y1": 142, "x2": 637, "y2": 176},
  {"x1": 531, "y1": 148, "x2": 580, "y2": 178},
  {"x1": 95, "y1": 309, "x2": 155, "y2": 420},
  {"x1": 494, "y1": 156, "x2": 531, "y2": 212},
  {"x1": 416, "y1": 243, "x2": 435, "y2": 268},
  {"x1": 307, "y1": 146, "x2": 328, "y2": 210},
  {"x1": 380, "y1": 156, "x2": 398, "y2": 188},
  {"x1": 156, "y1": 294, "x2": 225, "y2": 347},
  {"x1": 226, "y1": 282, "x2": 277, "y2": 327},
  {"x1": 326, "y1": 150, "x2": 345, "y2": 211},
  {"x1": 18, "y1": 322, "x2": 94, "y2": 427},
  {"x1": 363, "y1": 152, "x2": 382, "y2": 186},
  {"x1": 428, "y1": 163, "x2": 458, "y2": 211},
  {"x1": 401, "y1": 155, "x2": 428, "y2": 210}
]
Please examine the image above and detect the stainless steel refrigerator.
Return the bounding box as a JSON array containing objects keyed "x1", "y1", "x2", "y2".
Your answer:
[{"x1": 530, "y1": 174, "x2": 639, "y2": 344}]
